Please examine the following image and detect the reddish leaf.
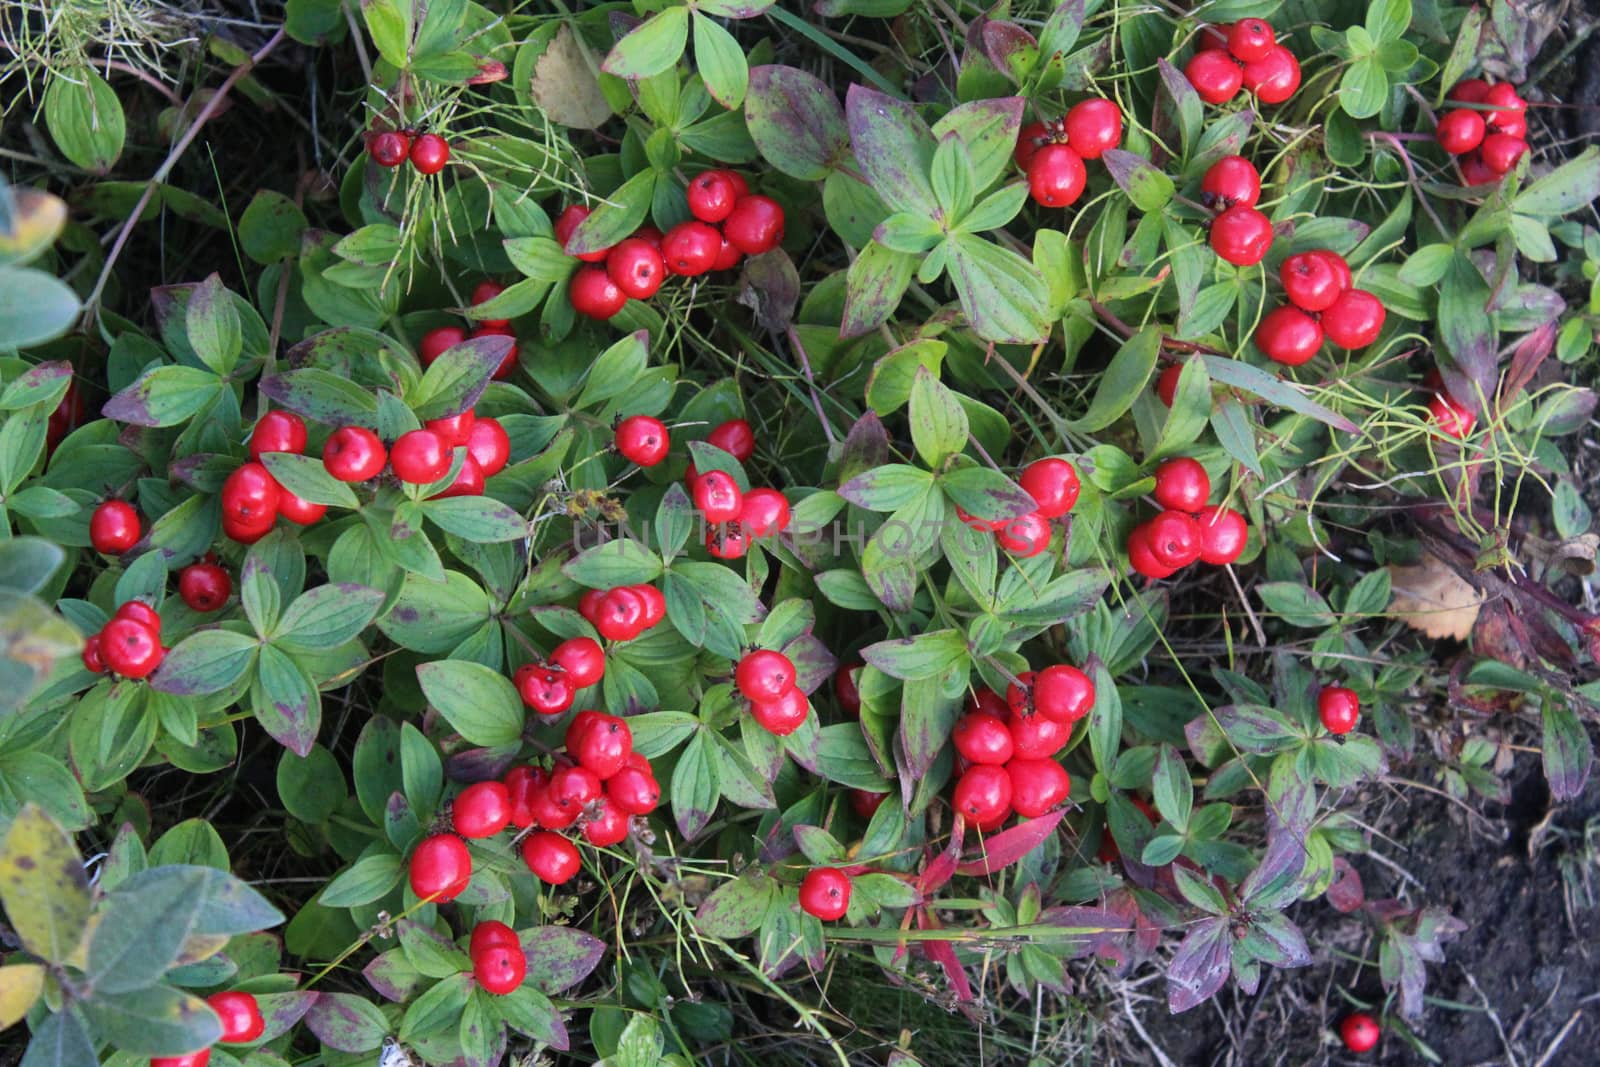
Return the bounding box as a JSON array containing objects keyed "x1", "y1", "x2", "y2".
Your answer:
[
  {"x1": 914, "y1": 910, "x2": 974, "y2": 1002},
  {"x1": 1326, "y1": 857, "x2": 1365, "y2": 913},
  {"x1": 1165, "y1": 916, "x2": 1231, "y2": 1013},
  {"x1": 1500, "y1": 321, "x2": 1556, "y2": 405},
  {"x1": 955, "y1": 809, "x2": 1065, "y2": 876},
  {"x1": 917, "y1": 817, "x2": 965, "y2": 895}
]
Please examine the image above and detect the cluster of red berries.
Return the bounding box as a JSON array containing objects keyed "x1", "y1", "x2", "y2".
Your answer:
[
  {"x1": 949, "y1": 666, "x2": 1092, "y2": 829},
  {"x1": 957, "y1": 456, "x2": 1081, "y2": 559},
  {"x1": 1185, "y1": 19, "x2": 1301, "y2": 106},
  {"x1": 735, "y1": 648, "x2": 808, "y2": 736},
  {"x1": 1423, "y1": 369, "x2": 1475, "y2": 438},
  {"x1": 1437, "y1": 79, "x2": 1529, "y2": 185},
  {"x1": 557, "y1": 170, "x2": 786, "y2": 321},
  {"x1": 1013, "y1": 97, "x2": 1124, "y2": 208},
  {"x1": 366, "y1": 128, "x2": 451, "y2": 176},
  {"x1": 1199, "y1": 155, "x2": 1275, "y2": 267},
  {"x1": 418, "y1": 280, "x2": 520, "y2": 380},
  {"x1": 1126, "y1": 457, "x2": 1248, "y2": 578},
  {"x1": 1318, "y1": 686, "x2": 1361, "y2": 735},
  {"x1": 577, "y1": 583, "x2": 666, "y2": 642},
  {"x1": 463, "y1": 919, "x2": 528, "y2": 996},
  {"x1": 409, "y1": 712, "x2": 662, "y2": 897},
  {"x1": 514, "y1": 635, "x2": 605, "y2": 716},
  {"x1": 148, "y1": 990, "x2": 265, "y2": 1067},
  {"x1": 1255, "y1": 249, "x2": 1386, "y2": 365},
  {"x1": 81, "y1": 598, "x2": 165, "y2": 679}
]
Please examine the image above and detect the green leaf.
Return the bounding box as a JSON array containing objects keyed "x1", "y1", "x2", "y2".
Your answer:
[
  {"x1": 692, "y1": 12, "x2": 748, "y2": 108},
  {"x1": 101, "y1": 365, "x2": 221, "y2": 428},
  {"x1": 259, "y1": 368, "x2": 380, "y2": 427},
  {"x1": 1256, "y1": 582, "x2": 1335, "y2": 627},
  {"x1": 242, "y1": 549, "x2": 282, "y2": 637},
  {"x1": 89, "y1": 864, "x2": 214, "y2": 993},
  {"x1": 845, "y1": 85, "x2": 939, "y2": 216},
  {"x1": 564, "y1": 538, "x2": 662, "y2": 587},
  {"x1": 321, "y1": 852, "x2": 403, "y2": 908},
  {"x1": 671, "y1": 730, "x2": 720, "y2": 840},
  {"x1": 274, "y1": 584, "x2": 383, "y2": 653},
  {"x1": 361, "y1": 0, "x2": 413, "y2": 67},
  {"x1": 575, "y1": 330, "x2": 650, "y2": 409},
  {"x1": 744, "y1": 65, "x2": 850, "y2": 180},
  {"x1": 931, "y1": 134, "x2": 976, "y2": 219},
  {"x1": 260, "y1": 452, "x2": 360, "y2": 508},
  {"x1": 1339, "y1": 57, "x2": 1389, "y2": 119},
  {"x1": 602, "y1": 7, "x2": 689, "y2": 78},
  {"x1": 276, "y1": 744, "x2": 344, "y2": 824},
  {"x1": 565, "y1": 170, "x2": 658, "y2": 257},
  {"x1": 407, "y1": 335, "x2": 508, "y2": 421},
  {"x1": 416, "y1": 660, "x2": 524, "y2": 747},
  {"x1": 1365, "y1": 0, "x2": 1412, "y2": 42},
  {"x1": 1435, "y1": 7, "x2": 1484, "y2": 107},
  {"x1": 1102, "y1": 149, "x2": 1175, "y2": 213},
  {"x1": 1543, "y1": 699, "x2": 1593, "y2": 802},
  {"x1": 0, "y1": 805, "x2": 89, "y2": 964},
  {"x1": 944, "y1": 233, "x2": 1049, "y2": 344},
  {"x1": 84, "y1": 984, "x2": 223, "y2": 1056},
  {"x1": 908, "y1": 367, "x2": 968, "y2": 467},
  {"x1": 151, "y1": 630, "x2": 259, "y2": 697},
  {"x1": 1066, "y1": 328, "x2": 1160, "y2": 432},
  {"x1": 840, "y1": 240, "x2": 915, "y2": 337},
  {"x1": 422, "y1": 497, "x2": 528, "y2": 543},
  {"x1": 1514, "y1": 148, "x2": 1600, "y2": 217},
  {"x1": 239, "y1": 189, "x2": 307, "y2": 264},
  {"x1": 1151, "y1": 745, "x2": 1193, "y2": 832},
  {"x1": 17, "y1": 1006, "x2": 95, "y2": 1067},
  {"x1": 1200, "y1": 355, "x2": 1361, "y2": 434},
  {"x1": 44, "y1": 69, "x2": 125, "y2": 172},
  {"x1": 251, "y1": 644, "x2": 319, "y2": 757},
  {"x1": 860, "y1": 629, "x2": 968, "y2": 680}
]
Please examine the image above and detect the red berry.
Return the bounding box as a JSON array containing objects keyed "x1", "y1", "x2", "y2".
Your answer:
[
  {"x1": 548, "y1": 764, "x2": 603, "y2": 812},
  {"x1": 849, "y1": 789, "x2": 888, "y2": 819},
  {"x1": 222, "y1": 513, "x2": 274, "y2": 544},
  {"x1": 723, "y1": 195, "x2": 785, "y2": 254},
  {"x1": 706, "y1": 523, "x2": 749, "y2": 560},
  {"x1": 430, "y1": 457, "x2": 483, "y2": 499},
  {"x1": 1020, "y1": 457, "x2": 1081, "y2": 518},
  {"x1": 527, "y1": 784, "x2": 577, "y2": 830},
  {"x1": 706, "y1": 418, "x2": 756, "y2": 461},
  {"x1": 248, "y1": 410, "x2": 308, "y2": 459},
  {"x1": 606, "y1": 766, "x2": 661, "y2": 815},
  {"x1": 390, "y1": 429, "x2": 450, "y2": 485},
  {"x1": 1128, "y1": 523, "x2": 1179, "y2": 579},
  {"x1": 1254, "y1": 305, "x2": 1324, "y2": 367},
  {"x1": 1340, "y1": 1012, "x2": 1381, "y2": 1054},
  {"x1": 749, "y1": 687, "x2": 809, "y2": 735},
  {"x1": 569, "y1": 712, "x2": 632, "y2": 779},
  {"x1": 178, "y1": 563, "x2": 230, "y2": 612},
  {"x1": 514, "y1": 663, "x2": 575, "y2": 716},
  {"x1": 606, "y1": 237, "x2": 666, "y2": 300},
  {"x1": 1033, "y1": 664, "x2": 1096, "y2": 723},
  {"x1": 661, "y1": 220, "x2": 723, "y2": 275},
  {"x1": 1197, "y1": 23, "x2": 1232, "y2": 52},
  {"x1": 466, "y1": 418, "x2": 510, "y2": 478},
  {"x1": 835, "y1": 663, "x2": 862, "y2": 715},
  {"x1": 466, "y1": 283, "x2": 508, "y2": 331},
  {"x1": 1014, "y1": 120, "x2": 1051, "y2": 169},
  {"x1": 550, "y1": 637, "x2": 605, "y2": 688},
  {"x1": 1146, "y1": 510, "x2": 1202, "y2": 569},
  {"x1": 469, "y1": 920, "x2": 520, "y2": 961},
  {"x1": 207, "y1": 991, "x2": 265, "y2": 1044},
  {"x1": 1241, "y1": 45, "x2": 1300, "y2": 105},
  {"x1": 798, "y1": 867, "x2": 852, "y2": 921},
  {"x1": 114, "y1": 600, "x2": 161, "y2": 628},
  {"x1": 1490, "y1": 111, "x2": 1527, "y2": 139},
  {"x1": 1152, "y1": 456, "x2": 1210, "y2": 512},
  {"x1": 736, "y1": 649, "x2": 797, "y2": 703},
  {"x1": 409, "y1": 833, "x2": 472, "y2": 901},
  {"x1": 1448, "y1": 78, "x2": 1490, "y2": 104},
  {"x1": 996, "y1": 511, "x2": 1052, "y2": 557},
  {"x1": 568, "y1": 266, "x2": 627, "y2": 320},
  {"x1": 952, "y1": 764, "x2": 1013, "y2": 829},
  {"x1": 1458, "y1": 151, "x2": 1502, "y2": 187},
  {"x1": 1483, "y1": 82, "x2": 1527, "y2": 129},
  {"x1": 1428, "y1": 391, "x2": 1475, "y2": 437},
  {"x1": 409, "y1": 133, "x2": 450, "y2": 175},
  {"x1": 739, "y1": 488, "x2": 790, "y2": 538},
  {"x1": 1319, "y1": 686, "x2": 1361, "y2": 735},
  {"x1": 221, "y1": 462, "x2": 281, "y2": 531},
  {"x1": 1480, "y1": 132, "x2": 1527, "y2": 174},
  {"x1": 1309, "y1": 249, "x2": 1353, "y2": 292},
  {"x1": 1200, "y1": 155, "x2": 1261, "y2": 209},
  {"x1": 1210, "y1": 205, "x2": 1274, "y2": 266},
  {"x1": 522, "y1": 831, "x2": 581, "y2": 884},
  {"x1": 1435, "y1": 109, "x2": 1486, "y2": 155},
  {"x1": 693, "y1": 469, "x2": 743, "y2": 523},
  {"x1": 582, "y1": 795, "x2": 631, "y2": 847},
  {"x1": 1156, "y1": 363, "x2": 1184, "y2": 407},
  {"x1": 1007, "y1": 758, "x2": 1072, "y2": 818},
  {"x1": 593, "y1": 587, "x2": 648, "y2": 641},
  {"x1": 555, "y1": 206, "x2": 609, "y2": 264},
  {"x1": 1227, "y1": 18, "x2": 1276, "y2": 62},
  {"x1": 711, "y1": 233, "x2": 743, "y2": 272},
  {"x1": 502, "y1": 767, "x2": 545, "y2": 830},
  {"x1": 1026, "y1": 144, "x2": 1087, "y2": 208},
  {"x1": 1194, "y1": 505, "x2": 1248, "y2": 565},
  {"x1": 687, "y1": 169, "x2": 741, "y2": 224},
  {"x1": 369, "y1": 130, "x2": 410, "y2": 167},
  {"x1": 452, "y1": 781, "x2": 511, "y2": 838},
  {"x1": 424, "y1": 414, "x2": 475, "y2": 453},
  {"x1": 952, "y1": 711, "x2": 1015, "y2": 765},
  {"x1": 1062, "y1": 98, "x2": 1122, "y2": 159},
  {"x1": 151, "y1": 1053, "x2": 210, "y2": 1067},
  {"x1": 82, "y1": 635, "x2": 106, "y2": 674},
  {"x1": 1321, "y1": 288, "x2": 1386, "y2": 349},
  {"x1": 322, "y1": 427, "x2": 386, "y2": 482},
  {"x1": 615, "y1": 415, "x2": 670, "y2": 466},
  {"x1": 473, "y1": 942, "x2": 526, "y2": 995},
  {"x1": 1007, "y1": 708, "x2": 1070, "y2": 760},
  {"x1": 278, "y1": 483, "x2": 330, "y2": 522},
  {"x1": 419, "y1": 326, "x2": 466, "y2": 366},
  {"x1": 90, "y1": 500, "x2": 141, "y2": 555},
  {"x1": 1280, "y1": 251, "x2": 1346, "y2": 313},
  {"x1": 967, "y1": 688, "x2": 1008, "y2": 718},
  {"x1": 1185, "y1": 50, "x2": 1244, "y2": 104}
]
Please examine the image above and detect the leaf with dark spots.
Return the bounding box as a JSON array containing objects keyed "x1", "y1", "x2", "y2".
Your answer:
[
  {"x1": 0, "y1": 359, "x2": 71, "y2": 411},
  {"x1": 1036, "y1": 906, "x2": 1133, "y2": 963},
  {"x1": 956, "y1": 809, "x2": 1065, "y2": 875},
  {"x1": 255, "y1": 991, "x2": 317, "y2": 1044},
  {"x1": 846, "y1": 85, "x2": 939, "y2": 217},
  {"x1": 837, "y1": 411, "x2": 891, "y2": 481},
  {"x1": 980, "y1": 20, "x2": 1038, "y2": 79},
  {"x1": 736, "y1": 249, "x2": 800, "y2": 332},
  {"x1": 303, "y1": 991, "x2": 390, "y2": 1052},
  {"x1": 445, "y1": 747, "x2": 519, "y2": 783},
  {"x1": 149, "y1": 282, "x2": 198, "y2": 340},
  {"x1": 364, "y1": 949, "x2": 422, "y2": 1002},
  {"x1": 779, "y1": 633, "x2": 837, "y2": 696},
  {"x1": 696, "y1": 872, "x2": 777, "y2": 939},
  {"x1": 744, "y1": 65, "x2": 850, "y2": 181},
  {"x1": 259, "y1": 368, "x2": 381, "y2": 428},
  {"x1": 1166, "y1": 916, "x2": 1231, "y2": 1013},
  {"x1": 517, "y1": 925, "x2": 606, "y2": 994}
]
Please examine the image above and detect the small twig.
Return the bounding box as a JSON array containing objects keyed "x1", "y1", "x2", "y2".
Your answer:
[
  {"x1": 1121, "y1": 991, "x2": 1181, "y2": 1067},
  {"x1": 1533, "y1": 1011, "x2": 1584, "y2": 1067},
  {"x1": 784, "y1": 326, "x2": 840, "y2": 446},
  {"x1": 1366, "y1": 130, "x2": 1452, "y2": 238},
  {"x1": 102, "y1": 60, "x2": 183, "y2": 106},
  {"x1": 1225, "y1": 563, "x2": 1268, "y2": 647},
  {"x1": 1463, "y1": 967, "x2": 1521, "y2": 1067}
]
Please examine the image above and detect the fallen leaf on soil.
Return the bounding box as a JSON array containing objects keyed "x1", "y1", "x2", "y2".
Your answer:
[
  {"x1": 528, "y1": 25, "x2": 612, "y2": 130},
  {"x1": 1388, "y1": 553, "x2": 1485, "y2": 640}
]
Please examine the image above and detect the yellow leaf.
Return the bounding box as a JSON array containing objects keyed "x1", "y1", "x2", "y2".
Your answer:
[
  {"x1": 0, "y1": 188, "x2": 68, "y2": 268},
  {"x1": 1388, "y1": 553, "x2": 1485, "y2": 641},
  {"x1": 0, "y1": 962, "x2": 44, "y2": 1028},
  {"x1": 0, "y1": 804, "x2": 91, "y2": 964}
]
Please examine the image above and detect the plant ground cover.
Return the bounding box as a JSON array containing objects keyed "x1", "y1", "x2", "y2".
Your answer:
[{"x1": 1, "y1": 0, "x2": 1600, "y2": 1065}]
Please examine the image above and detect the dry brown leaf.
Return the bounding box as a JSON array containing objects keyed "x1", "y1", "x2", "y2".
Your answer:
[
  {"x1": 528, "y1": 25, "x2": 612, "y2": 131},
  {"x1": 1388, "y1": 553, "x2": 1486, "y2": 640}
]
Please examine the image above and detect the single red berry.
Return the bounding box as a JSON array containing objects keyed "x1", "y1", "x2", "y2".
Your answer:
[
  {"x1": 1480, "y1": 133, "x2": 1527, "y2": 174},
  {"x1": 687, "y1": 169, "x2": 741, "y2": 223},
  {"x1": 1146, "y1": 510, "x2": 1202, "y2": 569},
  {"x1": 419, "y1": 326, "x2": 466, "y2": 366},
  {"x1": 469, "y1": 920, "x2": 521, "y2": 962},
  {"x1": 628, "y1": 583, "x2": 665, "y2": 630},
  {"x1": 527, "y1": 784, "x2": 578, "y2": 830},
  {"x1": 425, "y1": 412, "x2": 476, "y2": 451},
  {"x1": 849, "y1": 789, "x2": 888, "y2": 819},
  {"x1": 1128, "y1": 523, "x2": 1179, "y2": 579},
  {"x1": 1200, "y1": 155, "x2": 1261, "y2": 209},
  {"x1": 220, "y1": 462, "x2": 281, "y2": 533},
  {"x1": 568, "y1": 265, "x2": 625, "y2": 320},
  {"x1": 466, "y1": 417, "x2": 510, "y2": 478},
  {"x1": 693, "y1": 469, "x2": 743, "y2": 523},
  {"x1": 90, "y1": 500, "x2": 141, "y2": 555},
  {"x1": 798, "y1": 867, "x2": 852, "y2": 921},
  {"x1": 582, "y1": 795, "x2": 631, "y2": 847},
  {"x1": 207, "y1": 990, "x2": 265, "y2": 1044},
  {"x1": 114, "y1": 600, "x2": 161, "y2": 629},
  {"x1": 1308, "y1": 249, "x2": 1353, "y2": 292},
  {"x1": 1280, "y1": 251, "x2": 1346, "y2": 313},
  {"x1": 177, "y1": 562, "x2": 230, "y2": 612},
  {"x1": 706, "y1": 418, "x2": 756, "y2": 461},
  {"x1": 723, "y1": 195, "x2": 785, "y2": 254},
  {"x1": 1435, "y1": 109, "x2": 1487, "y2": 155},
  {"x1": 1194, "y1": 505, "x2": 1248, "y2": 565},
  {"x1": 736, "y1": 649, "x2": 797, "y2": 703},
  {"x1": 1319, "y1": 686, "x2": 1361, "y2": 735},
  {"x1": 554, "y1": 205, "x2": 610, "y2": 263},
  {"x1": 248, "y1": 410, "x2": 308, "y2": 459},
  {"x1": 1062, "y1": 98, "x2": 1122, "y2": 159},
  {"x1": 1156, "y1": 363, "x2": 1184, "y2": 407},
  {"x1": 749, "y1": 687, "x2": 809, "y2": 735},
  {"x1": 1026, "y1": 144, "x2": 1087, "y2": 208},
  {"x1": 952, "y1": 764, "x2": 1014, "y2": 829},
  {"x1": 522, "y1": 831, "x2": 581, "y2": 884},
  {"x1": 1241, "y1": 45, "x2": 1301, "y2": 104},
  {"x1": 1321, "y1": 288, "x2": 1386, "y2": 349},
  {"x1": 390, "y1": 429, "x2": 450, "y2": 485},
  {"x1": 1458, "y1": 151, "x2": 1502, "y2": 186},
  {"x1": 967, "y1": 688, "x2": 1009, "y2": 718},
  {"x1": 996, "y1": 511, "x2": 1052, "y2": 557},
  {"x1": 222, "y1": 512, "x2": 274, "y2": 544},
  {"x1": 606, "y1": 766, "x2": 661, "y2": 815},
  {"x1": 82, "y1": 634, "x2": 105, "y2": 674},
  {"x1": 1210, "y1": 205, "x2": 1274, "y2": 266},
  {"x1": 1448, "y1": 78, "x2": 1490, "y2": 104},
  {"x1": 593, "y1": 587, "x2": 648, "y2": 641},
  {"x1": 569, "y1": 713, "x2": 632, "y2": 780},
  {"x1": 369, "y1": 130, "x2": 410, "y2": 168},
  {"x1": 711, "y1": 232, "x2": 744, "y2": 272},
  {"x1": 550, "y1": 637, "x2": 605, "y2": 688},
  {"x1": 409, "y1": 833, "x2": 472, "y2": 901},
  {"x1": 1033, "y1": 664, "x2": 1096, "y2": 723},
  {"x1": 1483, "y1": 83, "x2": 1528, "y2": 130},
  {"x1": 605, "y1": 237, "x2": 666, "y2": 301},
  {"x1": 151, "y1": 1053, "x2": 210, "y2": 1067},
  {"x1": 1227, "y1": 18, "x2": 1276, "y2": 62},
  {"x1": 1014, "y1": 120, "x2": 1051, "y2": 169},
  {"x1": 661, "y1": 220, "x2": 723, "y2": 275},
  {"x1": 739, "y1": 488, "x2": 791, "y2": 538},
  {"x1": 1428, "y1": 391, "x2": 1476, "y2": 437},
  {"x1": 1254, "y1": 306, "x2": 1324, "y2": 366},
  {"x1": 322, "y1": 427, "x2": 386, "y2": 482},
  {"x1": 1490, "y1": 110, "x2": 1527, "y2": 139},
  {"x1": 449, "y1": 780, "x2": 511, "y2": 840},
  {"x1": 835, "y1": 663, "x2": 862, "y2": 715},
  {"x1": 1153, "y1": 457, "x2": 1211, "y2": 512},
  {"x1": 706, "y1": 522, "x2": 748, "y2": 561},
  {"x1": 615, "y1": 415, "x2": 670, "y2": 466},
  {"x1": 1197, "y1": 22, "x2": 1232, "y2": 51},
  {"x1": 514, "y1": 663, "x2": 575, "y2": 715},
  {"x1": 1007, "y1": 758, "x2": 1072, "y2": 818},
  {"x1": 1020, "y1": 457, "x2": 1081, "y2": 518},
  {"x1": 548, "y1": 764, "x2": 603, "y2": 813},
  {"x1": 952, "y1": 711, "x2": 1015, "y2": 765},
  {"x1": 1186, "y1": 49, "x2": 1245, "y2": 104},
  {"x1": 1007, "y1": 708, "x2": 1070, "y2": 760},
  {"x1": 409, "y1": 133, "x2": 450, "y2": 175},
  {"x1": 1005, "y1": 671, "x2": 1038, "y2": 719},
  {"x1": 1339, "y1": 1013, "x2": 1381, "y2": 1054},
  {"x1": 956, "y1": 506, "x2": 1008, "y2": 533}
]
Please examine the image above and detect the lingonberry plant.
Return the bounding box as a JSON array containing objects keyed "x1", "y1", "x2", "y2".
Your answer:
[{"x1": 1, "y1": 0, "x2": 1598, "y2": 1063}]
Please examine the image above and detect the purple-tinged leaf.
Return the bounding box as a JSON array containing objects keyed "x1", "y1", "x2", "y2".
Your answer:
[
  {"x1": 1208, "y1": 703, "x2": 1300, "y2": 754},
  {"x1": 696, "y1": 873, "x2": 777, "y2": 939},
  {"x1": 780, "y1": 633, "x2": 838, "y2": 696},
  {"x1": 518, "y1": 926, "x2": 605, "y2": 994},
  {"x1": 915, "y1": 915, "x2": 973, "y2": 1001},
  {"x1": 1542, "y1": 699, "x2": 1593, "y2": 801},
  {"x1": 845, "y1": 85, "x2": 939, "y2": 216},
  {"x1": 254, "y1": 991, "x2": 316, "y2": 1043},
  {"x1": 980, "y1": 21, "x2": 1038, "y2": 80},
  {"x1": 917, "y1": 818, "x2": 965, "y2": 896},
  {"x1": 258, "y1": 368, "x2": 381, "y2": 428},
  {"x1": 1245, "y1": 911, "x2": 1312, "y2": 968},
  {"x1": 738, "y1": 248, "x2": 801, "y2": 331},
  {"x1": 1501, "y1": 321, "x2": 1557, "y2": 404},
  {"x1": 744, "y1": 66, "x2": 849, "y2": 180},
  {"x1": 1102, "y1": 149, "x2": 1175, "y2": 212},
  {"x1": 1037, "y1": 906, "x2": 1133, "y2": 963},
  {"x1": 670, "y1": 730, "x2": 718, "y2": 840},
  {"x1": 956, "y1": 809, "x2": 1064, "y2": 875},
  {"x1": 837, "y1": 411, "x2": 891, "y2": 481},
  {"x1": 841, "y1": 240, "x2": 916, "y2": 338},
  {"x1": 363, "y1": 949, "x2": 422, "y2": 1002},
  {"x1": 1166, "y1": 916, "x2": 1231, "y2": 1013},
  {"x1": 302, "y1": 992, "x2": 389, "y2": 1052},
  {"x1": 0, "y1": 359, "x2": 71, "y2": 411}
]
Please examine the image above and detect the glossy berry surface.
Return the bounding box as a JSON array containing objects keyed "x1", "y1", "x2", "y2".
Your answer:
[
  {"x1": 151, "y1": 1053, "x2": 210, "y2": 1067},
  {"x1": 473, "y1": 944, "x2": 527, "y2": 995},
  {"x1": 1340, "y1": 1013, "x2": 1381, "y2": 1053},
  {"x1": 1007, "y1": 759, "x2": 1072, "y2": 818},
  {"x1": 515, "y1": 663, "x2": 574, "y2": 715},
  {"x1": 248, "y1": 410, "x2": 308, "y2": 459},
  {"x1": 1321, "y1": 289, "x2": 1386, "y2": 349},
  {"x1": 1026, "y1": 144, "x2": 1087, "y2": 207},
  {"x1": 569, "y1": 713, "x2": 632, "y2": 779},
  {"x1": 466, "y1": 418, "x2": 510, "y2": 477},
  {"x1": 368, "y1": 130, "x2": 409, "y2": 167},
  {"x1": 1146, "y1": 510, "x2": 1202, "y2": 569},
  {"x1": 607, "y1": 766, "x2": 661, "y2": 815},
  {"x1": 798, "y1": 867, "x2": 852, "y2": 920},
  {"x1": 1436, "y1": 108, "x2": 1487, "y2": 155},
  {"x1": 835, "y1": 664, "x2": 862, "y2": 715},
  {"x1": 1210, "y1": 204, "x2": 1274, "y2": 265},
  {"x1": 408, "y1": 133, "x2": 450, "y2": 174},
  {"x1": 90, "y1": 500, "x2": 141, "y2": 554},
  {"x1": 996, "y1": 511, "x2": 1051, "y2": 557},
  {"x1": 1194, "y1": 506, "x2": 1248, "y2": 565},
  {"x1": 1480, "y1": 133, "x2": 1527, "y2": 174},
  {"x1": 569, "y1": 265, "x2": 627, "y2": 320},
  {"x1": 1062, "y1": 98, "x2": 1121, "y2": 159},
  {"x1": 1008, "y1": 709, "x2": 1070, "y2": 760},
  {"x1": 1241, "y1": 45, "x2": 1300, "y2": 104},
  {"x1": 1152, "y1": 457, "x2": 1211, "y2": 512},
  {"x1": 178, "y1": 563, "x2": 230, "y2": 612},
  {"x1": 469, "y1": 920, "x2": 520, "y2": 960},
  {"x1": 952, "y1": 712, "x2": 1015, "y2": 765},
  {"x1": 419, "y1": 326, "x2": 466, "y2": 365},
  {"x1": 390, "y1": 429, "x2": 451, "y2": 484},
  {"x1": 1200, "y1": 155, "x2": 1261, "y2": 209},
  {"x1": 687, "y1": 169, "x2": 741, "y2": 223},
  {"x1": 1185, "y1": 49, "x2": 1244, "y2": 104},
  {"x1": 1318, "y1": 686, "x2": 1361, "y2": 735},
  {"x1": 101, "y1": 618, "x2": 164, "y2": 678},
  {"x1": 749, "y1": 687, "x2": 809, "y2": 735},
  {"x1": 606, "y1": 237, "x2": 666, "y2": 300},
  {"x1": 693, "y1": 470, "x2": 743, "y2": 523},
  {"x1": 1280, "y1": 251, "x2": 1347, "y2": 313},
  {"x1": 207, "y1": 991, "x2": 265, "y2": 1044},
  {"x1": 582, "y1": 795, "x2": 631, "y2": 847},
  {"x1": 551, "y1": 636, "x2": 605, "y2": 688},
  {"x1": 736, "y1": 649, "x2": 797, "y2": 703},
  {"x1": 593, "y1": 587, "x2": 647, "y2": 641},
  {"x1": 661, "y1": 221, "x2": 722, "y2": 275},
  {"x1": 1128, "y1": 524, "x2": 1179, "y2": 579},
  {"x1": 1020, "y1": 458, "x2": 1081, "y2": 518},
  {"x1": 1428, "y1": 391, "x2": 1475, "y2": 437},
  {"x1": 452, "y1": 781, "x2": 512, "y2": 838},
  {"x1": 723, "y1": 195, "x2": 785, "y2": 254},
  {"x1": 409, "y1": 834, "x2": 472, "y2": 901},
  {"x1": 322, "y1": 427, "x2": 386, "y2": 482},
  {"x1": 953, "y1": 764, "x2": 1014, "y2": 828},
  {"x1": 522, "y1": 831, "x2": 581, "y2": 884},
  {"x1": 615, "y1": 415, "x2": 670, "y2": 466},
  {"x1": 1033, "y1": 664, "x2": 1096, "y2": 723},
  {"x1": 1226, "y1": 18, "x2": 1276, "y2": 62},
  {"x1": 739, "y1": 488, "x2": 791, "y2": 538},
  {"x1": 707, "y1": 418, "x2": 756, "y2": 461},
  {"x1": 1156, "y1": 364, "x2": 1184, "y2": 407},
  {"x1": 555, "y1": 204, "x2": 609, "y2": 263}
]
